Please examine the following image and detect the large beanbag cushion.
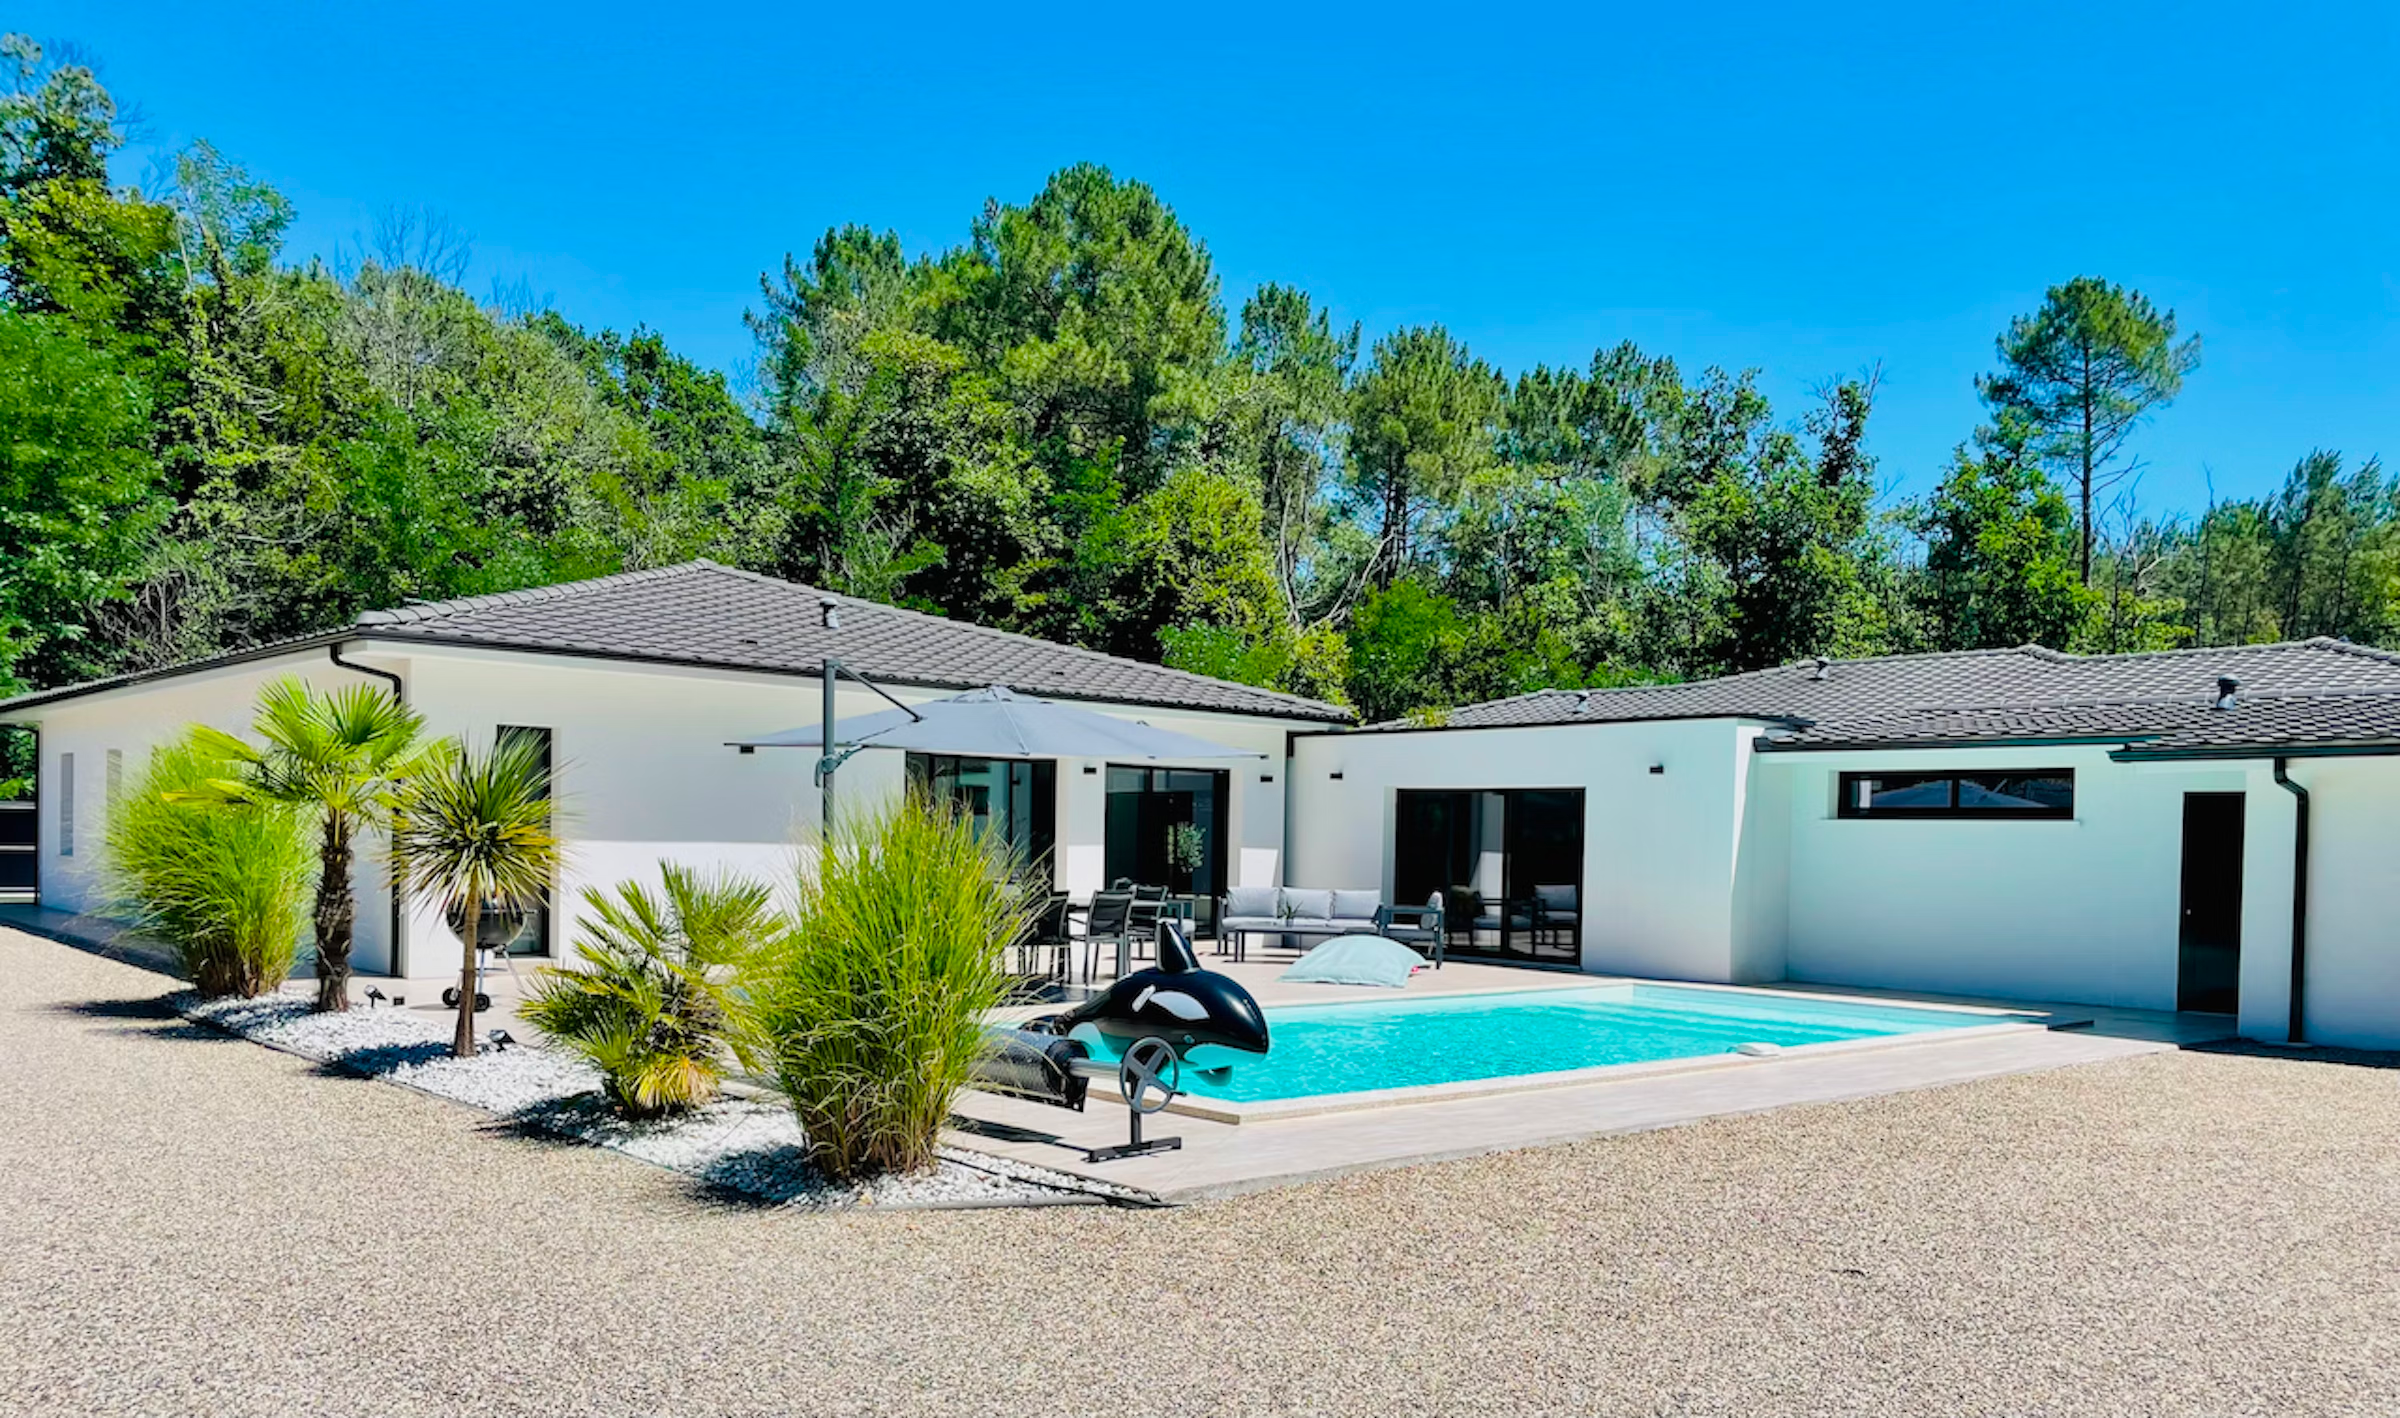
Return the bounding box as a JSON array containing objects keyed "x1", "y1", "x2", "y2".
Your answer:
[{"x1": 1279, "y1": 935, "x2": 1427, "y2": 988}]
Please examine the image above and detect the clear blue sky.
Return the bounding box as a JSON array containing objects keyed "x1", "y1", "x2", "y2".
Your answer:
[{"x1": 25, "y1": 0, "x2": 2398, "y2": 513}]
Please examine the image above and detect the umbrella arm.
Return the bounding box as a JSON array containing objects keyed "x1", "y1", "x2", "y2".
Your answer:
[{"x1": 813, "y1": 745, "x2": 866, "y2": 785}]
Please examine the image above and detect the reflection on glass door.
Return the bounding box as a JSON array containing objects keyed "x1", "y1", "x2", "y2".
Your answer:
[
  {"x1": 1104, "y1": 767, "x2": 1228, "y2": 930},
  {"x1": 496, "y1": 725, "x2": 553, "y2": 956},
  {"x1": 905, "y1": 754, "x2": 1058, "y2": 878},
  {"x1": 1393, "y1": 788, "x2": 1583, "y2": 963}
]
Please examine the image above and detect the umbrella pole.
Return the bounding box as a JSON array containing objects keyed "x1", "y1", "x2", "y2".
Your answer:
[{"x1": 820, "y1": 656, "x2": 839, "y2": 833}]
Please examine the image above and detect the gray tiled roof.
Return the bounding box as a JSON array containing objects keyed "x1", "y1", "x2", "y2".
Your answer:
[
  {"x1": 2, "y1": 562, "x2": 1352, "y2": 723},
  {"x1": 1385, "y1": 639, "x2": 2400, "y2": 758},
  {"x1": 357, "y1": 562, "x2": 1351, "y2": 721},
  {"x1": 1757, "y1": 697, "x2": 2231, "y2": 750},
  {"x1": 2110, "y1": 691, "x2": 2400, "y2": 759}
]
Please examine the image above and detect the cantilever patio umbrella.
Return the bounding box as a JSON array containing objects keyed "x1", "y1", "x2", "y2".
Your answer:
[{"x1": 729, "y1": 669, "x2": 1262, "y2": 823}]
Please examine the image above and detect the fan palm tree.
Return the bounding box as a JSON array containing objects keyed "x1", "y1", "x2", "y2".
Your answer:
[
  {"x1": 521, "y1": 863, "x2": 774, "y2": 1118},
  {"x1": 390, "y1": 734, "x2": 563, "y2": 1058},
  {"x1": 181, "y1": 678, "x2": 429, "y2": 1012}
]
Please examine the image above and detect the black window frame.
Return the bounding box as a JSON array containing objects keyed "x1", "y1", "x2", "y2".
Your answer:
[
  {"x1": 496, "y1": 725, "x2": 555, "y2": 955},
  {"x1": 905, "y1": 753, "x2": 1058, "y2": 878},
  {"x1": 1837, "y1": 768, "x2": 2075, "y2": 820}
]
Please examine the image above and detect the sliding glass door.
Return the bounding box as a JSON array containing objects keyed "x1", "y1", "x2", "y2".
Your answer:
[
  {"x1": 1104, "y1": 767, "x2": 1229, "y2": 929},
  {"x1": 905, "y1": 754, "x2": 1058, "y2": 878},
  {"x1": 1393, "y1": 788, "x2": 1584, "y2": 963}
]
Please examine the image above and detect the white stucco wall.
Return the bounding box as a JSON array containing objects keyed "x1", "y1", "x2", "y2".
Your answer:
[
  {"x1": 1287, "y1": 717, "x2": 1770, "y2": 982},
  {"x1": 6, "y1": 641, "x2": 1309, "y2": 982},
  {"x1": 3, "y1": 651, "x2": 400, "y2": 969},
  {"x1": 2284, "y1": 756, "x2": 2400, "y2": 1050},
  {"x1": 1287, "y1": 722, "x2": 2368, "y2": 1043},
  {"x1": 329, "y1": 646, "x2": 1306, "y2": 980},
  {"x1": 1728, "y1": 727, "x2": 1791, "y2": 983},
  {"x1": 1772, "y1": 746, "x2": 2303, "y2": 1023}
]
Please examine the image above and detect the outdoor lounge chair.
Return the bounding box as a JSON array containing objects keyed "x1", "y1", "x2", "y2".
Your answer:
[
  {"x1": 1375, "y1": 891, "x2": 1448, "y2": 969},
  {"x1": 1530, "y1": 883, "x2": 1579, "y2": 956},
  {"x1": 1468, "y1": 893, "x2": 1536, "y2": 954}
]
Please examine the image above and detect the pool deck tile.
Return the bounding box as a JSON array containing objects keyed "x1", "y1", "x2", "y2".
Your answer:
[{"x1": 948, "y1": 976, "x2": 2235, "y2": 1204}]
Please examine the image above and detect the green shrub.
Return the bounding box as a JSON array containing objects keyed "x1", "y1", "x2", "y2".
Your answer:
[
  {"x1": 103, "y1": 734, "x2": 314, "y2": 997},
  {"x1": 750, "y1": 795, "x2": 1035, "y2": 1180},
  {"x1": 521, "y1": 862, "x2": 773, "y2": 1119}
]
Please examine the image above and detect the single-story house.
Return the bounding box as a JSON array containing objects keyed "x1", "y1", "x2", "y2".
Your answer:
[
  {"x1": 0, "y1": 561, "x2": 1349, "y2": 977},
  {"x1": 1287, "y1": 640, "x2": 2400, "y2": 1050},
  {"x1": 9, "y1": 564, "x2": 2398, "y2": 1049}
]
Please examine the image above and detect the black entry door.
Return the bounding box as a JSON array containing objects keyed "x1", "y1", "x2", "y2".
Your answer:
[{"x1": 2177, "y1": 793, "x2": 2244, "y2": 1014}]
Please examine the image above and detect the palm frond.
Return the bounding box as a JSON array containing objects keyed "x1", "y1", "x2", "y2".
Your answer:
[
  {"x1": 521, "y1": 859, "x2": 772, "y2": 1119},
  {"x1": 388, "y1": 734, "x2": 563, "y2": 914}
]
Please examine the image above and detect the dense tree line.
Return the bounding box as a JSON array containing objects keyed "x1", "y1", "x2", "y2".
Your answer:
[{"x1": 1, "y1": 39, "x2": 2390, "y2": 730}]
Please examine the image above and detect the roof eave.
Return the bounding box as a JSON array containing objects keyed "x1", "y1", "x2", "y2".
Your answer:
[
  {"x1": 1301, "y1": 710, "x2": 1806, "y2": 739},
  {"x1": 2109, "y1": 739, "x2": 2400, "y2": 763},
  {"x1": 1, "y1": 628, "x2": 1353, "y2": 726},
  {"x1": 0, "y1": 631, "x2": 353, "y2": 716},
  {"x1": 1757, "y1": 731, "x2": 2171, "y2": 754}
]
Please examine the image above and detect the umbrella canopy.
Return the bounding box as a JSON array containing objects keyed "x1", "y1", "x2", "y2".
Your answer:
[{"x1": 729, "y1": 685, "x2": 1264, "y2": 760}]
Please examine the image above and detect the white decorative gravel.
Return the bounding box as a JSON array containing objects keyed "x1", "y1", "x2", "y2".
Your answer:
[{"x1": 175, "y1": 991, "x2": 1144, "y2": 1210}]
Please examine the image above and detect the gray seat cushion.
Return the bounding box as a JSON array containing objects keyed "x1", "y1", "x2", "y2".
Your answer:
[
  {"x1": 1223, "y1": 885, "x2": 1281, "y2": 920},
  {"x1": 1280, "y1": 888, "x2": 1333, "y2": 922},
  {"x1": 1330, "y1": 889, "x2": 1382, "y2": 923}
]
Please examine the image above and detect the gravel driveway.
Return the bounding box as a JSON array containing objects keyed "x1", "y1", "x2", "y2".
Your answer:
[{"x1": 4, "y1": 926, "x2": 2395, "y2": 1417}]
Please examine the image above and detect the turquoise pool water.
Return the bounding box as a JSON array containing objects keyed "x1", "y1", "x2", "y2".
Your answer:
[{"x1": 1078, "y1": 985, "x2": 1999, "y2": 1103}]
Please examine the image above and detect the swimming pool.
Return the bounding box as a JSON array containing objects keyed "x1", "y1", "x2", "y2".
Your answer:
[{"x1": 1077, "y1": 984, "x2": 2006, "y2": 1104}]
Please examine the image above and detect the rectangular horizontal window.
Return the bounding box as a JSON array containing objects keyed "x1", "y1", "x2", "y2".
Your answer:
[{"x1": 1838, "y1": 769, "x2": 2073, "y2": 820}]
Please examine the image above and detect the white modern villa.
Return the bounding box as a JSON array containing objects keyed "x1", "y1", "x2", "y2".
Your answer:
[{"x1": 7, "y1": 561, "x2": 2398, "y2": 1049}]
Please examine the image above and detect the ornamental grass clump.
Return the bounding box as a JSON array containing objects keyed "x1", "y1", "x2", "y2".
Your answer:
[
  {"x1": 751, "y1": 795, "x2": 1035, "y2": 1180},
  {"x1": 103, "y1": 735, "x2": 314, "y2": 997},
  {"x1": 180, "y1": 678, "x2": 429, "y2": 1012},
  {"x1": 521, "y1": 862, "x2": 773, "y2": 1119}
]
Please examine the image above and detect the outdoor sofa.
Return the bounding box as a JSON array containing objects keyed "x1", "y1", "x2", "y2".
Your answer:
[{"x1": 1216, "y1": 887, "x2": 1448, "y2": 968}]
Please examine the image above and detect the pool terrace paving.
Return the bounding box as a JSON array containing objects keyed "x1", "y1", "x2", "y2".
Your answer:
[{"x1": 952, "y1": 959, "x2": 2235, "y2": 1203}]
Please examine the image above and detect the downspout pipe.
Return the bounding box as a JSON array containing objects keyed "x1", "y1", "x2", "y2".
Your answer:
[
  {"x1": 2272, "y1": 756, "x2": 2308, "y2": 1045},
  {"x1": 329, "y1": 644, "x2": 408, "y2": 979}
]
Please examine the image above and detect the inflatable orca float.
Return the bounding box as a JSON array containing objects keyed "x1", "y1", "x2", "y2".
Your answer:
[{"x1": 1028, "y1": 920, "x2": 1271, "y2": 1076}]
